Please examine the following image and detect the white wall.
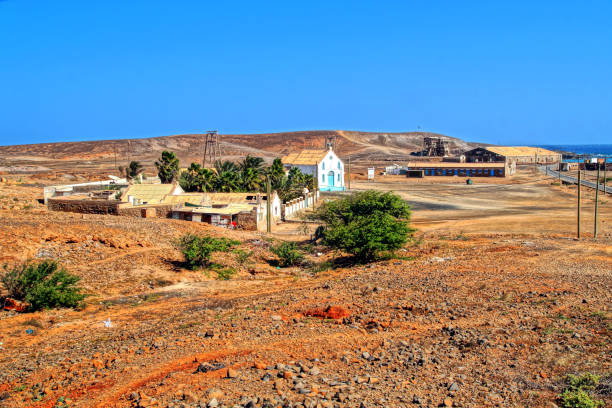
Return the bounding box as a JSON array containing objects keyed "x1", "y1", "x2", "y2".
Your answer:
[
  {"x1": 317, "y1": 150, "x2": 344, "y2": 188},
  {"x1": 284, "y1": 149, "x2": 344, "y2": 189}
]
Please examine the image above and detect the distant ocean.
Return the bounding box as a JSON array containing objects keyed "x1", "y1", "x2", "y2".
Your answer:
[{"x1": 537, "y1": 144, "x2": 612, "y2": 157}]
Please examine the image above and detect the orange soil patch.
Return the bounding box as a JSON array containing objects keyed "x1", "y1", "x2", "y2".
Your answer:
[{"x1": 303, "y1": 305, "x2": 351, "y2": 320}]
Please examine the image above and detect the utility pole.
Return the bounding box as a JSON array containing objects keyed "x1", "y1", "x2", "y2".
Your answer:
[
  {"x1": 594, "y1": 164, "x2": 600, "y2": 238},
  {"x1": 347, "y1": 156, "x2": 351, "y2": 190},
  {"x1": 604, "y1": 156, "x2": 608, "y2": 195},
  {"x1": 266, "y1": 175, "x2": 272, "y2": 233},
  {"x1": 113, "y1": 144, "x2": 118, "y2": 174},
  {"x1": 577, "y1": 169, "x2": 581, "y2": 239},
  {"x1": 313, "y1": 171, "x2": 318, "y2": 204}
]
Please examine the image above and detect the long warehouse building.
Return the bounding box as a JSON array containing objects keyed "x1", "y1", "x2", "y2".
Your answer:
[
  {"x1": 463, "y1": 146, "x2": 561, "y2": 165},
  {"x1": 406, "y1": 162, "x2": 512, "y2": 177}
]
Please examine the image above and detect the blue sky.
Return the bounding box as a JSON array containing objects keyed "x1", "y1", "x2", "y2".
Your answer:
[{"x1": 1, "y1": 1, "x2": 610, "y2": 146}]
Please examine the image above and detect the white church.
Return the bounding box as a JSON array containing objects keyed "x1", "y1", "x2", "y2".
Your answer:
[{"x1": 282, "y1": 145, "x2": 345, "y2": 192}]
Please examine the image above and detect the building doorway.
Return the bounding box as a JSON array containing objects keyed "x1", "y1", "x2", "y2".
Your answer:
[{"x1": 328, "y1": 171, "x2": 335, "y2": 187}]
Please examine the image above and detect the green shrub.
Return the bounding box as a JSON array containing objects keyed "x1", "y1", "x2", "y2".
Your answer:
[
  {"x1": 176, "y1": 234, "x2": 239, "y2": 270},
  {"x1": 1, "y1": 261, "x2": 85, "y2": 311},
  {"x1": 558, "y1": 389, "x2": 603, "y2": 408},
  {"x1": 234, "y1": 249, "x2": 253, "y2": 265},
  {"x1": 216, "y1": 268, "x2": 236, "y2": 280},
  {"x1": 310, "y1": 190, "x2": 414, "y2": 262},
  {"x1": 270, "y1": 241, "x2": 304, "y2": 267},
  {"x1": 558, "y1": 373, "x2": 604, "y2": 408},
  {"x1": 567, "y1": 373, "x2": 600, "y2": 392}
]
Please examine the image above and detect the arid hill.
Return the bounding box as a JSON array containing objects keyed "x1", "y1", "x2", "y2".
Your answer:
[{"x1": 0, "y1": 130, "x2": 484, "y2": 175}]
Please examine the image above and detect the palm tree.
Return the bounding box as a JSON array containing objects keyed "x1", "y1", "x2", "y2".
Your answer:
[
  {"x1": 199, "y1": 168, "x2": 217, "y2": 192},
  {"x1": 236, "y1": 155, "x2": 265, "y2": 192},
  {"x1": 179, "y1": 163, "x2": 218, "y2": 192},
  {"x1": 119, "y1": 161, "x2": 144, "y2": 181},
  {"x1": 276, "y1": 167, "x2": 313, "y2": 202},
  {"x1": 239, "y1": 155, "x2": 265, "y2": 173},
  {"x1": 214, "y1": 160, "x2": 238, "y2": 175},
  {"x1": 241, "y1": 166, "x2": 262, "y2": 192},
  {"x1": 178, "y1": 170, "x2": 198, "y2": 192},
  {"x1": 215, "y1": 171, "x2": 241, "y2": 192},
  {"x1": 178, "y1": 163, "x2": 203, "y2": 192},
  {"x1": 267, "y1": 158, "x2": 286, "y2": 190}
]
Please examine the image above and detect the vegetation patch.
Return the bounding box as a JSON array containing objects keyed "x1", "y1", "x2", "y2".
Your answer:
[
  {"x1": 558, "y1": 373, "x2": 604, "y2": 408},
  {"x1": 233, "y1": 249, "x2": 253, "y2": 265},
  {"x1": 308, "y1": 260, "x2": 334, "y2": 274},
  {"x1": 270, "y1": 241, "x2": 304, "y2": 267},
  {"x1": 175, "y1": 234, "x2": 239, "y2": 270},
  {"x1": 1, "y1": 261, "x2": 85, "y2": 312},
  {"x1": 20, "y1": 318, "x2": 44, "y2": 328},
  {"x1": 215, "y1": 267, "x2": 236, "y2": 281}
]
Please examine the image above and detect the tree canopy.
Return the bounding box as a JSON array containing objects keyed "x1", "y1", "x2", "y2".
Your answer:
[
  {"x1": 175, "y1": 153, "x2": 313, "y2": 201},
  {"x1": 311, "y1": 191, "x2": 414, "y2": 262},
  {"x1": 155, "y1": 151, "x2": 180, "y2": 183}
]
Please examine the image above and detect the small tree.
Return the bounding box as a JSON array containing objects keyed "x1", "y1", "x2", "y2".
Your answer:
[
  {"x1": 1, "y1": 261, "x2": 85, "y2": 311},
  {"x1": 311, "y1": 191, "x2": 414, "y2": 262},
  {"x1": 155, "y1": 151, "x2": 180, "y2": 183}
]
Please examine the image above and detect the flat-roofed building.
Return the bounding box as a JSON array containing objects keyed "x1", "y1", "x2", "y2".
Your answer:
[
  {"x1": 120, "y1": 182, "x2": 184, "y2": 205},
  {"x1": 172, "y1": 203, "x2": 257, "y2": 230},
  {"x1": 406, "y1": 162, "x2": 511, "y2": 177}
]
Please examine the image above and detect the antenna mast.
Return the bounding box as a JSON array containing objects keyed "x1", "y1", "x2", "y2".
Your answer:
[{"x1": 325, "y1": 134, "x2": 337, "y2": 150}]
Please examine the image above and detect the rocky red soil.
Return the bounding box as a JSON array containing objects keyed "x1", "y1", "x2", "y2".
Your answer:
[{"x1": 0, "y1": 175, "x2": 610, "y2": 408}]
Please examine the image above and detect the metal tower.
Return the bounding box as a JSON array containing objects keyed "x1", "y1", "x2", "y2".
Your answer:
[{"x1": 202, "y1": 130, "x2": 221, "y2": 168}]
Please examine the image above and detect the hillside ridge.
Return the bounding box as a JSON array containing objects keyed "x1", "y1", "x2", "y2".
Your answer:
[{"x1": 0, "y1": 130, "x2": 486, "y2": 174}]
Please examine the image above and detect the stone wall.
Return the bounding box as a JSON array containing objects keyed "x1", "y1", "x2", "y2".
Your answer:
[
  {"x1": 235, "y1": 208, "x2": 258, "y2": 231},
  {"x1": 117, "y1": 204, "x2": 173, "y2": 218},
  {"x1": 48, "y1": 198, "x2": 174, "y2": 218},
  {"x1": 48, "y1": 198, "x2": 121, "y2": 214}
]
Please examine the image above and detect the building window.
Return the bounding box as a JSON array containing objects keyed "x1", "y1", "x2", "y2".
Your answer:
[
  {"x1": 337, "y1": 162, "x2": 341, "y2": 169},
  {"x1": 322, "y1": 162, "x2": 325, "y2": 170},
  {"x1": 322, "y1": 174, "x2": 325, "y2": 183},
  {"x1": 337, "y1": 174, "x2": 340, "y2": 181}
]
